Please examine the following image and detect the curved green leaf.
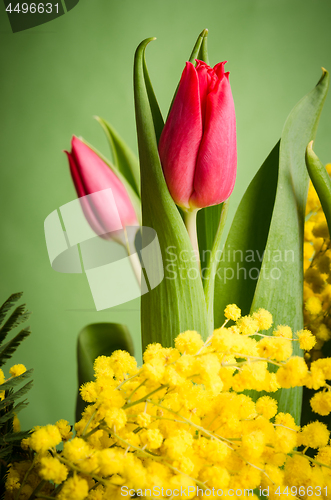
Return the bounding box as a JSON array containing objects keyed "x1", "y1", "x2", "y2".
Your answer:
[
  {"x1": 214, "y1": 143, "x2": 279, "y2": 324},
  {"x1": 134, "y1": 38, "x2": 209, "y2": 349},
  {"x1": 143, "y1": 57, "x2": 164, "y2": 144},
  {"x1": 251, "y1": 70, "x2": 329, "y2": 422},
  {"x1": 305, "y1": 140, "x2": 331, "y2": 234},
  {"x1": 76, "y1": 322, "x2": 134, "y2": 420},
  {"x1": 95, "y1": 116, "x2": 140, "y2": 196},
  {"x1": 167, "y1": 29, "x2": 209, "y2": 120}
]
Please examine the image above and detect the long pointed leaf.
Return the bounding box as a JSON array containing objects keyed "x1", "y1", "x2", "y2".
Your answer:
[
  {"x1": 305, "y1": 140, "x2": 331, "y2": 234},
  {"x1": 250, "y1": 69, "x2": 329, "y2": 422},
  {"x1": 76, "y1": 322, "x2": 134, "y2": 420},
  {"x1": 95, "y1": 116, "x2": 141, "y2": 196},
  {"x1": 143, "y1": 57, "x2": 164, "y2": 144},
  {"x1": 167, "y1": 29, "x2": 209, "y2": 120},
  {"x1": 214, "y1": 143, "x2": 279, "y2": 324},
  {"x1": 134, "y1": 38, "x2": 209, "y2": 349}
]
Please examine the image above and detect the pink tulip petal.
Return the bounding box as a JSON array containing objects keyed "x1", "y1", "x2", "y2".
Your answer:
[
  {"x1": 70, "y1": 137, "x2": 138, "y2": 232},
  {"x1": 66, "y1": 150, "x2": 106, "y2": 237},
  {"x1": 66, "y1": 137, "x2": 138, "y2": 241}
]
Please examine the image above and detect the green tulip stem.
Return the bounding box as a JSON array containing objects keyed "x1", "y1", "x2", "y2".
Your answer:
[
  {"x1": 128, "y1": 252, "x2": 142, "y2": 287},
  {"x1": 184, "y1": 209, "x2": 200, "y2": 271},
  {"x1": 204, "y1": 200, "x2": 229, "y2": 333},
  {"x1": 123, "y1": 227, "x2": 142, "y2": 288}
]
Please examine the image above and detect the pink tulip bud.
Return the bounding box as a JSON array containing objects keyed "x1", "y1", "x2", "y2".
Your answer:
[
  {"x1": 159, "y1": 60, "x2": 237, "y2": 210},
  {"x1": 66, "y1": 136, "x2": 138, "y2": 239}
]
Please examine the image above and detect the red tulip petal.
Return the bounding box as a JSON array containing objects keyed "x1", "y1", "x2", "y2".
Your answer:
[
  {"x1": 158, "y1": 62, "x2": 203, "y2": 209},
  {"x1": 191, "y1": 74, "x2": 237, "y2": 209}
]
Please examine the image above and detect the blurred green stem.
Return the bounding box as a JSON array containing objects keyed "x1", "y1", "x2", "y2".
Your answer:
[
  {"x1": 204, "y1": 200, "x2": 229, "y2": 332},
  {"x1": 184, "y1": 209, "x2": 200, "y2": 270}
]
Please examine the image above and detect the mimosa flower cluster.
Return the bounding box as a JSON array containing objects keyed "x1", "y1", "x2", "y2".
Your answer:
[
  {"x1": 304, "y1": 164, "x2": 331, "y2": 352},
  {"x1": 5, "y1": 306, "x2": 331, "y2": 500}
]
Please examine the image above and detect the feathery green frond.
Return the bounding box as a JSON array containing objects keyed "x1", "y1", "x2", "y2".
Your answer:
[
  {"x1": 0, "y1": 292, "x2": 23, "y2": 328},
  {"x1": 0, "y1": 327, "x2": 31, "y2": 367}
]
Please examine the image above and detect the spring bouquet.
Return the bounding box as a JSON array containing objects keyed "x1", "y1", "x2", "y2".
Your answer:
[{"x1": 3, "y1": 29, "x2": 331, "y2": 500}]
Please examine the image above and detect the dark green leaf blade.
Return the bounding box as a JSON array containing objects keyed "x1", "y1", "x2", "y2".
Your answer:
[
  {"x1": 134, "y1": 38, "x2": 209, "y2": 349},
  {"x1": 0, "y1": 401, "x2": 29, "y2": 425},
  {"x1": 0, "y1": 369, "x2": 33, "y2": 392},
  {"x1": 250, "y1": 69, "x2": 329, "y2": 422},
  {"x1": 198, "y1": 204, "x2": 224, "y2": 283},
  {"x1": 305, "y1": 140, "x2": 331, "y2": 235},
  {"x1": 0, "y1": 328, "x2": 31, "y2": 367},
  {"x1": 143, "y1": 57, "x2": 164, "y2": 144},
  {"x1": 0, "y1": 380, "x2": 33, "y2": 410},
  {"x1": 95, "y1": 116, "x2": 141, "y2": 197},
  {"x1": 0, "y1": 305, "x2": 30, "y2": 344},
  {"x1": 0, "y1": 430, "x2": 31, "y2": 444},
  {"x1": 0, "y1": 292, "x2": 23, "y2": 328},
  {"x1": 167, "y1": 29, "x2": 209, "y2": 120},
  {"x1": 76, "y1": 323, "x2": 134, "y2": 420},
  {"x1": 214, "y1": 142, "x2": 280, "y2": 325}
]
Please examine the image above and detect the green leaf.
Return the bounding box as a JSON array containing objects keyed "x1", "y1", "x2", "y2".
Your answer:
[
  {"x1": 0, "y1": 328, "x2": 31, "y2": 367},
  {"x1": 0, "y1": 292, "x2": 23, "y2": 328},
  {"x1": 134, "y1": 38, "x2": 209, "y2": 349},
  {"x1": 167, "y1": 29, "x2": 209, "y2": 120},
  {"x1": 0, "y1": 445, "x2": 12, "y2": 459},
  {"x1": 0, "y1": 305, "x2": 30, "y2": 345},
  {"x1": 0, "y1": 401, "x2": 29, "y2": 425},
  {"x1": 250, "y1": 69, "x2": 329, "y2": 423},
  {"x1": 214, "y1": 143, "x2": 280, "y2": 323},
  {"x1": 0, "y1": 369, "x2": 33, "y2": 392},
  {"x1": 0, "y1": 381, "x2": 33, "y2": 410},
  {"x1": 95, "y1": 116, "x2": 141, "y2": 197},
  {"x1": 197, "y1": 204, "x2": 224, "y2": 275},
  {"x1": 0, "y1": 430, "x2": 31, "y2": 444},
  {"x1": 143, "y1": 57, "x2": 164, "y2": 144},
  {"x1": 305, "y1": 140, "x2": 331, "y2": 235},
  {"x1": 76, "y1": 322, "x2": 134, "y2": 420},
  {"x1": 203, "y1": 201, "x2": 229, "y2": 331}
]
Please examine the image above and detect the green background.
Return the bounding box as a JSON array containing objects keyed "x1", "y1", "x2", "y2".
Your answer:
[{"x1": 1, "y1": 0, "x2": 331, "y2": 429}]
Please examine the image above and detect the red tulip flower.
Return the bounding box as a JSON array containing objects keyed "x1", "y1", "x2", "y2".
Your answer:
[
  {"x1": 66, "y1": 136, "x2": 138, "y2": 238},
  {"x1": 159, "y1": 60, "x2": 237, "y2": 210}
]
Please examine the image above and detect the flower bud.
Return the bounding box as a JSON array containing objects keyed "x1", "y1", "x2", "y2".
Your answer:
[
  {"x1": 159, "y1": 60, "x2": 237, "y2": 210},
  {"x1": 66, "y1": 136, "x2": 138, "y2": 239}
]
